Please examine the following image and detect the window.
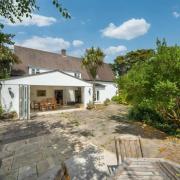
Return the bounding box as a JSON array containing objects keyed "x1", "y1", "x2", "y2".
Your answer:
[
  {"x1": 36, "y1": 69, "x2": 40, "y2": 74},
  {"x1": 29, "y1": 67, "x2": 41, "y2": 75},
  {"x1": 96, "y1": 90, "x2": 100, "y2": 101},
  {"x1": 37, "y1": 90, "x2": 46, "y2": 97},
  {"x1": 74, "y1": 72, "x2": 81, "y2": 78},
  {"x1": 31, "y1": 68, "x2": 36, "y2": 75}
]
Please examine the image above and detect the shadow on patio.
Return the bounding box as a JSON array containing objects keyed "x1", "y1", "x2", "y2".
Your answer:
[
  {"x1": 0, "y1": 118, "x2": 74, "y2": 145},
  {"x1": 0, "y1": 121, "x2": 51, "y2": 145},
  {"x1": 65, "y1": 145, "x2": 113, "y2": 179},
  {"x1": 109, "y1": 114, "x2": 168, "y2": 140}
]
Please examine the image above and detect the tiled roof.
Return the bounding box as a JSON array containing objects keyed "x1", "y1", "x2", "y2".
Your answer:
[{"x1": 12, "y1": 46, "x2": 115, "y2": 82}]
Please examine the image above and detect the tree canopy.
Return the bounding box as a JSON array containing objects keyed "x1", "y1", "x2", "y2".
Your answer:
[
  {"x1": 0, "y1": 0, "x2": 70, "y2": 24},
  {"x1": 112, "y1": 49, "x2": 155, "y2": 76},
  {"x1": 0, "y1": 0, "x2": 70, "y2": 79},
  {"x1": 0, "y1": 29, "x2": 20, "y2": 79},
  {"x1": 116, "y1": 39, "x2": 180, "y2": 135}
]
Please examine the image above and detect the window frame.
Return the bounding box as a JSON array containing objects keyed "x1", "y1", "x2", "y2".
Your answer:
[
  {"x1": 31, "y1": 68, "x2": 36, "y2": 75},
  {"x1": 74, "y1": 72, "x2": 81, "y2": 79},
  {"x1": 95, "y1": 90, "x2": 100, "y2": 102},
  {"x1": 37, "y1": 90, "x2": 46, "y2": 97}
]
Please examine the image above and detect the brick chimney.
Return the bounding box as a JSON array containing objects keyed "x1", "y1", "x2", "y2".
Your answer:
[{"x1": 61, "y1": 49, "x2": 66, "y2": 56}]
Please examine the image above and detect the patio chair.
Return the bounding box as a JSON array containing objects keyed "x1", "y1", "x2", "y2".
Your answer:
[
  {"x1": 31, "y1": 101, "x2": 40, "y2": 111},
  {"x1": 39, "y1": 100, "x2": 48, "y2": 111},
  {"x1": 51, "y1": 98, "x2": 57, "y2": 110},
  {"x1": 114, "y1": 136, "x2": 144, "y2": 165}
]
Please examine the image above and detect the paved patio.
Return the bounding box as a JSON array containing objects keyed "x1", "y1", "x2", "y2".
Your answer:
[
  {"x1": 0, "y1": 112, "x2": 116, "y2": 180},
  {"x1": 0, "y1": 123, "x2": 83, "y2": 179},
  {"x1": 0, "y1": 104, "x2": 179, "y2": 179}
]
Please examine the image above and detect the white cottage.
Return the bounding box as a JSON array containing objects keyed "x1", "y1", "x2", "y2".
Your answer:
[{"x1": 0, "y1": 46, "x2": 117, "y2": 119}]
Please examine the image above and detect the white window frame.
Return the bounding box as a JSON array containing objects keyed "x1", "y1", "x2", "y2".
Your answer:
[
  {"x1": 74, "y1": 72, "x2": 81, "y2": 79},
  {"x1": 31, "y1": 68, "x2": 36, "y2": 75},
  {"x1": 36, "y1": 69, "x2": 40, "y2": 74},
  {"x1": 29, "y1": 67, "x2": 41, "y2": 75}
]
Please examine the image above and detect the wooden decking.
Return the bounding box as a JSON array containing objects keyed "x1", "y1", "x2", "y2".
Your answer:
[
  {"x1": 110, "y1": 158, "x2": 180, "y2": 180},
  {"x1": 112, "y1": 136, "x2": 180, "y2": 180}
]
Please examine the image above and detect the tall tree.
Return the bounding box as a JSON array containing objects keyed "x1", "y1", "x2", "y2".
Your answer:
[
  {"x1": 82, "y1": 47, "x2": 105, "y2": 104},
  {"x1": 0, "y1": 26, "x2": 20, "y2": 79},
  {"x1": 112, "y1": 49, "x2": 155, "y2": 76}
]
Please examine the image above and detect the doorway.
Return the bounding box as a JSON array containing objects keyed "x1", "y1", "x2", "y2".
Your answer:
[
  {"x1": 55, "y1": 90, "x2": 63, "y2": 105},
  {"x1": 75, "y1": 88, "x2": 81, "y2": 103}
]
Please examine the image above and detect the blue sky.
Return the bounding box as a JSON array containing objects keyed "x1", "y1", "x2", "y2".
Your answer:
[{"x1": 1, "y1": 0, "x2": 180, "y2": 63}]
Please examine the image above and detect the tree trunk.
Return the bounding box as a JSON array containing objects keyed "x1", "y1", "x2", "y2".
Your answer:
[{"x1": 92, "y1": 79, "x2": 96, "y2": 104}]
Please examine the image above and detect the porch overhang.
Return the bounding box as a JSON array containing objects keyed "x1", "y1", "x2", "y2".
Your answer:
[{"x1": 1, "y1": 70, "x2": 92, "y2": 87}]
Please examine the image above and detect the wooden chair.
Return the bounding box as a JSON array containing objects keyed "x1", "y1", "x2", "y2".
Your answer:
[
  {"x1": 51, "y1": 98, "x2": 57, "y2": 110},
  {"x1": 31, "y1": 101, "x2": 40, "y2": 111},
  {"x1": 114, "y1": 136, "x2": 144, "y2": 165},
  {"x1": 39, "y1": 100, "x2": 47, "y2": 111},
  {"x1": 46, "y1": 98, "x2": 53, "y2": 110}
]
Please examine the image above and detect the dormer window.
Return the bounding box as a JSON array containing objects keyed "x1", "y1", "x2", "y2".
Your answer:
[
  {"x1": 36, "y1": 69, "x2": 40, "y2": 74},
  {"x1": 29, "y1": 67, "x2": 41, "y2": 75},
  {"x1": 31, "y1": 68, "x2": 36, "y2": 75},
  {"x1": 74, "y1": 72, "x2": 81, "y2": 79}
]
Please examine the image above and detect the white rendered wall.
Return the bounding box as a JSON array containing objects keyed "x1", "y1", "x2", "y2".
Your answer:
[
  {"x1": 0, "y1": 84, "x2": 19, "y2": 116},
  {"x1": 84, "y1": 86, "x2": 93, "y2": 107},
  {"x1": 95, "y1": 81, "x2": 117, "y2": 103}
]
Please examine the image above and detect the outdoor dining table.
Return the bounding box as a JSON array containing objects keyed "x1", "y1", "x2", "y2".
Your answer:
[{"x1": 110, "y1": 158, "x2": 180, "y2": 180}]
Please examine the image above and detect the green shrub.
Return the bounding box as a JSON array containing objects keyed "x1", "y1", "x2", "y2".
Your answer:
[
  {"x1": 129, "y1": 106, "x2": 163, "y2": 123},
  {"x1": 104, "y1": 98, "x2": 110, "y2": 106},
  {"x1": 111, "y1": 95, "x2": 120, "y2": 102},
  {"x1": 129, "y1": 106, "x2": 180, "y2": 137},
  {"x1": 115, "y1": 39, "x2": 180, "y2": 136},
  {"x1": 111, "y1": 94, "x2": 128, "y2": 104}
]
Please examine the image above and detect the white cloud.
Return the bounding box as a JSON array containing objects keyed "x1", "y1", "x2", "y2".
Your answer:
[
  {"x1": 173, "y1": 11, "x2": 180, "y2": 18},
  {"x1": 0, "y1": 14, "x2": 56, "y2": 27},
  {"x1": 101, "y1": 18, "x2": 150, "y2": 40},
  {"x1": 69, "y1": 49, "x2": 85, "y2": 57},
  {"x1": 16, "y1": 36, "x2": 70, "y2": 52},
  {"x1": 72, "y1": 40, "x2": 84, "y2": 47},
  {"x1": 104, "y1": 45, "x2": 127, "y2": 56}
]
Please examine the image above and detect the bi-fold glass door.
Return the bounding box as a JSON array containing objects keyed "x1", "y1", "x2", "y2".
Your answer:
[{"x1": 19, "y1": 85, "x2": 30, "y2": 120}]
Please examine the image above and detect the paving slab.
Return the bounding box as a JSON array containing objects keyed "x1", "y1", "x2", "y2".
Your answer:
[
  {"x1": 65, "y1": 144, "x2": 117, "y2": 180},
  {"x1": 18, "y1": 165, "x2": 37, "y2": 180}
]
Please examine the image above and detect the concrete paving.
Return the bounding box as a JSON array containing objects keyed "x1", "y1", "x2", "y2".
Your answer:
[
  {"x1": 0, "y1": 104, "x2": 179, "y2": 179},
  {"x1": 0, "y1": 117, "x2": 116, "y2": 179}
]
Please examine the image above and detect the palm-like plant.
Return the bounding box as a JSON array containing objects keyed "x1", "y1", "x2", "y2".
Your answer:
[{"x1": 82, "y1": 47, "x2": 105, "y2": 104}]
